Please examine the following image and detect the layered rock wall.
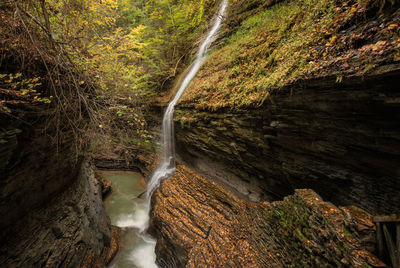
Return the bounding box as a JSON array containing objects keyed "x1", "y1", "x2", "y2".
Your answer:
[
  {"x1": 0, "y1": 107, "x2": 112, "y2": 266},
  {"x1": 175, "y1": 70, "x2": 400, "y2": 214},
  {"x1": 0, "y1": 159, "x2": 112, "y2": 267},
  {"x1": 150, "y1": 165, "x2": 384, "y2": 267}
]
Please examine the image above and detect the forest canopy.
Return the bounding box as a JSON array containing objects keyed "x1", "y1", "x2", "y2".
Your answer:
[
  {"x1": 1, "y1": 0, "x2": 218, "y2": 153},
  {"x1": 33, "y1": 0, "x2": 218, "y2": 97}
]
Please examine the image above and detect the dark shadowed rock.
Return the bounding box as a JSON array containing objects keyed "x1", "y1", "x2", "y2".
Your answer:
[
  {"x1": 175, "y1": 69, "x2": 400, "y2": 215},
  {"x1": 93, "y1": 147, "x2": 158, "y2": 179},
  {"x1": 0, "y1": 102, "x2": 115, "y2": 266},
  {"x1": 0, "y1": 159, "x2": 113, "y2": 267}
]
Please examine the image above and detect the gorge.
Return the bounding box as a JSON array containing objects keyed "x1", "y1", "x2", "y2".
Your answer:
[
  {"x1": 1, "y1": 0, "x2": 400, "y2": 267},
  {"x1": 148, "y1": 0, "x2": 400, "y2": 266}
]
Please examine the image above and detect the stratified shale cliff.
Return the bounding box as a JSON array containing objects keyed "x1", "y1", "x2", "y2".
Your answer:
[
  {"x1": 175, "y1": 70, "x2": 400, "y2": 214},
  {"x1": 149, "y1": 165, "x2": 384, "y2": 267},
  {"x1": 0, "y1": 110, "x2": 113, "y2": 267},
  {"x1": 0, "y1": 6, "x2": 114, "y2": 265}
]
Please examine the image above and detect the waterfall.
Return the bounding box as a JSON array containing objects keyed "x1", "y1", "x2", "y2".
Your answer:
[
  {"x1": 125, "y1": 2, "x2": 228, "y2": 267},
  {"x1": 146, "y1": 0, "x2": 229, "y2": 200}
]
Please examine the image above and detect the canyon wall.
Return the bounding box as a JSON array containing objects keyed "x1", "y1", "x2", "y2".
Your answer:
[
  {"x1": 150, "y1": 1, "x2": 400, "y2": 265},
  {"x1": 175, "y1": 69, "x2": 400, "y2": 214},
  {"x1": 0, "y1": 107, "x2": 112, "y2": 267}
]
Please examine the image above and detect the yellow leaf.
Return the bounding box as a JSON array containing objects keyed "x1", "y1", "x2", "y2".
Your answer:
[{"x1": 388, "y1": 24, "x2": 398, "y2": 30}]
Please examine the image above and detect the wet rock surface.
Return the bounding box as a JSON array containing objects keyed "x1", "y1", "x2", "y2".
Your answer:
[
  {"x1": 95, "y1": 168, "x2": 113, "y2": 198},
  {"x1": 104, "y1": 225, "x2": 122, "y2": 266},
  {"x1": 175, "y1": 69, "x2": 400, "y2": 214},
  {"x1": 150, "y1": 165, "x2": 385, "y2": 267},
  {"x1": 93, "y1": 147, "x2": 158, "y2": 179}
]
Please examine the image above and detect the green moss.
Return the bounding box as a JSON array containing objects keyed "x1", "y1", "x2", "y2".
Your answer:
[
  {"x1": 121, "y1": 137, "x2": 157, "y2": 152},
  {"x1": 175, "y1": 109, "x2": 200, "y2": 129},
  {"x1": 180, "y1": 0, "x2": 394, "y2": 110},
  {"x1": 180, "y1": 0, "x2": 338, "y2": 107},
  {"x1": 265, "y1": 194, "x2": 372, "y2": 266},
  {"x1": 342, "y1": 226, "x2": 352, "y2": 238}
]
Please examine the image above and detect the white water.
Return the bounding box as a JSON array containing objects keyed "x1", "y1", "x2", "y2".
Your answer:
[
  {"x1": 103, "y1": 172, "x2": 157, "y2": 268},
  {"x1": 146, "y1": 0, "x2": 229, "y2": 200},
  {"x1": 123, "y1": 1, "x2": 228, "y2": 267}
]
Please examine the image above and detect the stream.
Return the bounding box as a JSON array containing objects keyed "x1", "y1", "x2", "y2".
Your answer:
[
  {"x1": 104, "y1": 1, "x2": 228, "y2": 267},
  {"x1": 102, "y1": 171, "x2": 157, "y2": 268}
]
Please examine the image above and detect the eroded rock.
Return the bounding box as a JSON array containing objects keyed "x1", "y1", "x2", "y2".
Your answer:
[
  {"x1": 0, "y1": 159, "x2": 113, "y2": 267},
  {"x1": 150, "y1": 165, "x2": 385, "y2": 267},
  {"x1": 175, "y1": 69, "x2": 400, "y2": 214},
  {"x1": 95, "y1": 168, "x2": 112, "y2": 198}
]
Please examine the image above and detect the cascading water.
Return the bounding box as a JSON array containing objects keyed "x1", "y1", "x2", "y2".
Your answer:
[
  {"x1": 111, "y1": 1, "x2": 228, "y2": 267},
  {"x1": 146, "y1": 0, "x2": 229, "y2": 200}
]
